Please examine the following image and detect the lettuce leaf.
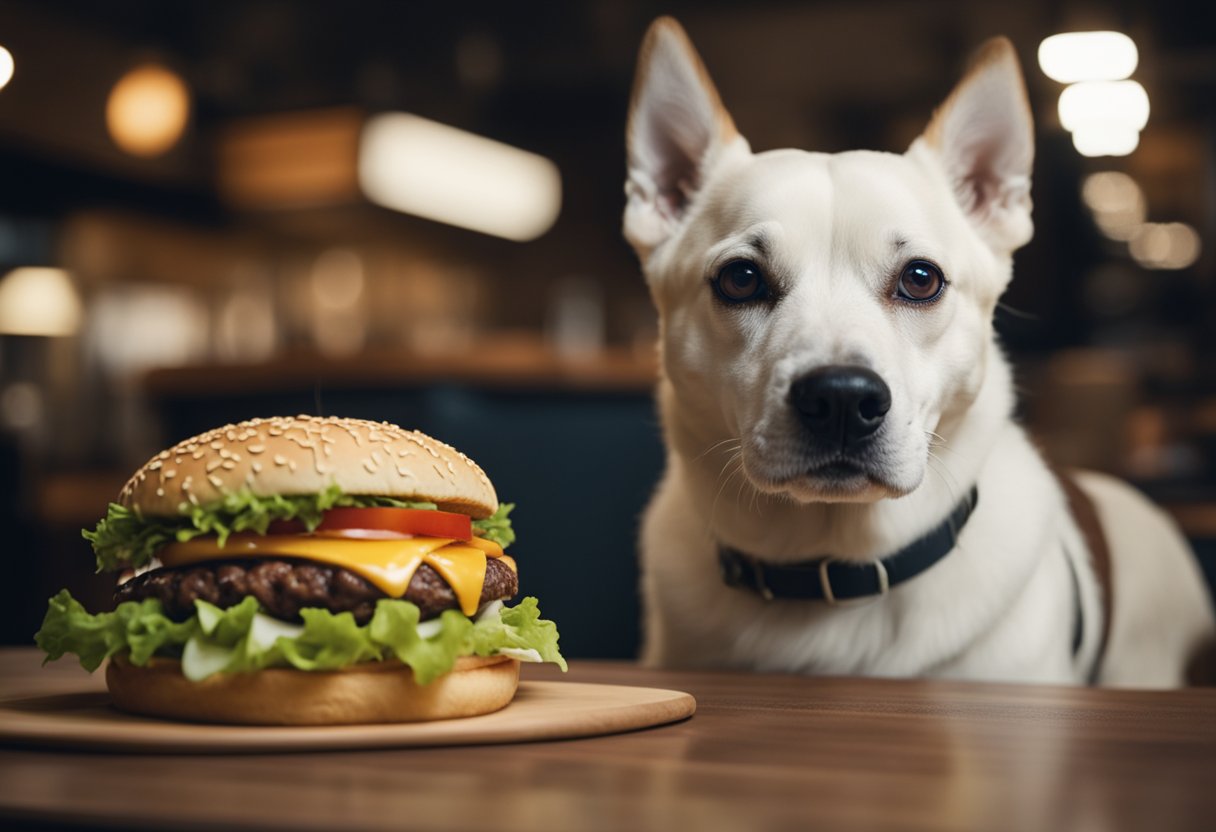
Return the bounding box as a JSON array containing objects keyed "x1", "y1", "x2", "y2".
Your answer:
[
  {"x1": 83, "y1": 483, "x2": 514, "y2": 572},
  {"x1": 36, "y1": 591, "x2": 564, "y2": 683},
  {"x1": 470, "y1": 597, "x2": 567, "y2": 670},
  {"x1": 35, "y1": 589, "x2": 196, "y2": 672},
  {"x1": 471, "y1": 502, "x2": 516, "y2": 549}
]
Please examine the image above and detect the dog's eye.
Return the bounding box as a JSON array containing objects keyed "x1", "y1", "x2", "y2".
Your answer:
[
  {"x1": 714, "y1": 260, "x2": 768, "y2": 304},
  {"x1": 896, "y1": 260, "x2": 945, "y2": 303}
]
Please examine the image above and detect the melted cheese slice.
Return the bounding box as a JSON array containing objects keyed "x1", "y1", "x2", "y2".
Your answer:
[{"x1": 160, "y1": 534, "x2": 507, "y2": 616}]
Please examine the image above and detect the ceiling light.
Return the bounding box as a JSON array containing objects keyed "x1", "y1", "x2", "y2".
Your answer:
[
  {"x1": 1071, "y1": 125, "x2": 1140, "y2": 157},
  {"x1": 1038, "y1": 32, "x2": 1138, "y2": 83},
  {"x1": 1130, "y1": 223, "x2": 1202, "y2": 270},
  {"x1": 1081, "y1": 172, "x2": 1146, "y2": 240},
  {"x1": 0, "y1": 267, "x2": 83, "y2": 336},
  {"x1": 0, "y1": 46, "x2": 14, "y2": 91},
  {"x1": 106, "y1": 64, "x2": 191, "y2": 157},
  {"x1": 1058, "y1": 81, "x2": 1149, "y2": 133},
  {"x1": 359, "y1": 113, "x2": 561, "y2": 242}
]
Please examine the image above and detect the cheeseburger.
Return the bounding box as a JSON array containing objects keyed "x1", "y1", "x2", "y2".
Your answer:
[{"x1": 36, "y1": 415, "x2": 566, "y2": 724}]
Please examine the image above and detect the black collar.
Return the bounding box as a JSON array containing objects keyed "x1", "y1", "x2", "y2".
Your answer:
[{"x1": 718, "y1": 486, "x2": 979, "y2": 603}]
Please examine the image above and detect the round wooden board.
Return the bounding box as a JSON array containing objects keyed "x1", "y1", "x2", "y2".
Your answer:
[{"x1": 0, "y1": 680, "x2": 695, "y2": 754}]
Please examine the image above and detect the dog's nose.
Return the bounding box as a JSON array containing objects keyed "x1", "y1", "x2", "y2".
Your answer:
[{"x1": 789, "y1": 366, "x2": 892, "y2": 448}]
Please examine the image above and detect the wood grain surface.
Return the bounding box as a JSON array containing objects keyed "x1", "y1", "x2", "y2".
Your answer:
[
  {"x1": 0, "y1": 678, "x2": 694, "y2": 753},
  {"x1": 2, "y1": 648, "x2": 1214, "y2": 832}
]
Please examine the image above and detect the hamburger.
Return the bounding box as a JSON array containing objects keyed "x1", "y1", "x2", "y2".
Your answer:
[{"x1": 36, "y1": 415, "x2": 566, "y2": 724}]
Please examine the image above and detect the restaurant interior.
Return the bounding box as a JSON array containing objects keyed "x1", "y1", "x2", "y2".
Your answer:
[{"x1": 1, "y1": 0, "x2": 1214, "y2": 660}]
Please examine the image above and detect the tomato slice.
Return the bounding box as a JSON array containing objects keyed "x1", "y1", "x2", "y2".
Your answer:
[{"x1": 267, "y1": 507, "x2": 473, "y2": 540}]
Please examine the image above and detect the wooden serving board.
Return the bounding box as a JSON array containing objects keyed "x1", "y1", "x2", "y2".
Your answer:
[{"x1": 0, "y1": 680, "x2": 695, "y2": 754}]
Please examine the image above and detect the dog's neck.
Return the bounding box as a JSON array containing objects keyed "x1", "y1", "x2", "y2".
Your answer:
[{"x1": 662, "y1": 342, "x2": 1015, "y2": 565}]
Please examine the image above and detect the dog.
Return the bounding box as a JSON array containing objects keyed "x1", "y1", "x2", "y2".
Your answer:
[{"x1": 624, "y1": 17, "x2": 1215, "y2": 686}]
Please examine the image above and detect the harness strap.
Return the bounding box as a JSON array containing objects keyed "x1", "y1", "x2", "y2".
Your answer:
[{"x1": 1056, "y1": 471, "x2": 1113, "y2": 684}]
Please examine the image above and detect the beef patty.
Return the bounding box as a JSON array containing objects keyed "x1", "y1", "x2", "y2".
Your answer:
[{"x1": 116, "y1": 557, "x2": 518, "y2": 624}]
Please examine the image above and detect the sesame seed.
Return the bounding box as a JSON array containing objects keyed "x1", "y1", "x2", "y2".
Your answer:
[
  {"x1": 164, "y1": 470, "x2": 176, "y2": 479},
  {"x1": 156, "y1": 488, "x2": 165, "y2": 497},
  {"x1": 248, "y1": 445, "x2": 265, "y2": 454},
  {"x1": 251, "y1": 462, "x2": 263, "y2": 473},
  {"x1": 274, "y1": 454, "x2": 288, "y2": 466},
  {"x1": 206, "y1": 459, "x2": 223, "y2": 473},
  {"x1": 221, "y1": 460, "x2": 236, "y2": 470},
  {"x1": 208, "y1": 474, "x2": 223, "y2": 488}
]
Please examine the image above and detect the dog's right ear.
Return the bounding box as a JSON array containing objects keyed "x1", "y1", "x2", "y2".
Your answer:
[{"x1": 624, "y1": 17, "x2": 748, "y2": 260}]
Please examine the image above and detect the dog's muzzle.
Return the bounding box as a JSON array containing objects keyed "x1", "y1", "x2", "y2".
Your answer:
[{"x1": 789, "y1": 366, "x2": 891, "y2": 451}]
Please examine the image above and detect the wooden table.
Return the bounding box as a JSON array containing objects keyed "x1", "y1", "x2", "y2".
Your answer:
[{"x1": 1, "y1": 648, "x2": 1214, "y2": 831}]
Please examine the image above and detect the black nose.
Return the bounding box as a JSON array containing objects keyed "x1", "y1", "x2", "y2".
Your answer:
[{"x1": 789, "y1": 366, "x2": 892, "y2": 449}]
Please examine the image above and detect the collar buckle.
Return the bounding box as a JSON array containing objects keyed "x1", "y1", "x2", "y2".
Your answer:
[{"x1": 818, "y1": 558, "x2": 890, "y2": 606}]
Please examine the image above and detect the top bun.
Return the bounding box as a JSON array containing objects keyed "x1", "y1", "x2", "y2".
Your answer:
[{"x1": 119, "y1": 416, "x2": 498, "y2": 519}]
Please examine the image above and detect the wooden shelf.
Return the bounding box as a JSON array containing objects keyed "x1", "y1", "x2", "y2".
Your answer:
[{"x1": 143, "y1": 339, "x2": 659, "y2": 398}]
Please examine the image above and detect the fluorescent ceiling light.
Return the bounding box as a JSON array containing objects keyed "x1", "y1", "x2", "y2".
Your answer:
[
  {"x1": 1058, "y1": 81, "x2": 1149, "y2": 132},
  {"x1": 359, "y1": 113, "x2": 561, "y2": 242},
  {"x1": 0, "y1": 267, "x2": 83, "y2": 336},
  {"x1": 1038, "y1": 32, "x2": 1138, "y2": 83}
]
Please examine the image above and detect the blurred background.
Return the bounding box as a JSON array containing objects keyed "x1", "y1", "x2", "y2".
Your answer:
[{"x1": 1, "y1": 0, "x2": 1214, "y2": 656}]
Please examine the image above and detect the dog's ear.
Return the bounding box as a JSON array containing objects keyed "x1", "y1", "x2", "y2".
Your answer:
[
  {"x1": 913, "y1": 38, "x2": 1034, "y2": 253},
  {"x1": 624, "y1": 17, "x2": 748, "y2": 260}
]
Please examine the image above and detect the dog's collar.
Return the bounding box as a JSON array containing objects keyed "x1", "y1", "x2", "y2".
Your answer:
[{"x1": 717, "y1": 486, "x2": 979, "y2": 603}]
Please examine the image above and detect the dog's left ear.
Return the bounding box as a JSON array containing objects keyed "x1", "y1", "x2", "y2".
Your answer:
[{"x1": 912, "y1": 38, "x2": 1034, "y2": 253}]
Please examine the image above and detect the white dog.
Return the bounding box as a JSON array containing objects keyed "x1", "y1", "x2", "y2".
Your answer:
[{"x1": 625, "y1": 17, "x2": 1214, "y2": 686}]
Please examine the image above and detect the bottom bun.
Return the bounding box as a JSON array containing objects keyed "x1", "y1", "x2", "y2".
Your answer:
[{"x1": 106, "y1": 654, "x2": 520, "y2": 725}]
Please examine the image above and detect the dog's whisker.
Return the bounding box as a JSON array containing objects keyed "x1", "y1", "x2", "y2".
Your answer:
[
  {"x1": 714, "y1": 450, "x2": 743, "y2": 487},
  {"x1": 711, "y1": 452, "x2": 745, "y2": 517},
  {"x1": 926, "y1": 451, "x2": 961, "y2": 505},
  {"x1": 695, "y1": 436, "x2": 743, "y2": 463},
  {"x1": 924, "y1": 430, "x2": 969, "y2": 465},
  {"x1": 996, "y1": 301, "x2": 1040, "y2": 321}
]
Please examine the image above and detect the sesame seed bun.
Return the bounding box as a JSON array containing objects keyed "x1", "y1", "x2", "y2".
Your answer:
[
  {"x1": 119, "y1": 415, "x2": 498, "y2": 519},
  {"x1": 106, "y1": 654, "x2": 520, "y2": 725}
]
